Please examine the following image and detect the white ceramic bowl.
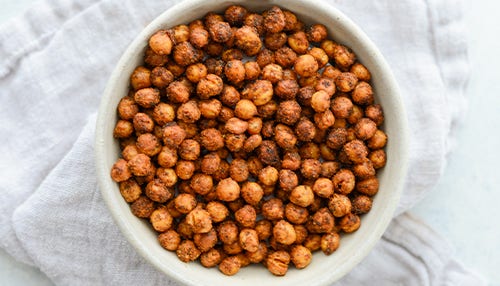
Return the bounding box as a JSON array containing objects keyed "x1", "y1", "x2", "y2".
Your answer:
[{"x1": 95, "y1": 0, "x2": 409, "y2": 285}]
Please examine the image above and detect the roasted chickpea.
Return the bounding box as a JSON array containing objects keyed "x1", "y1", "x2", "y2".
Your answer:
[
  {"x1": 328, "y1": 193, "x2": 351, "y2": 217},
  {"x1": 149, "y1": 30, "x2": 173, "y2": 55},
  {"x1": 322, "y1": 65, "x2": 342, "y2": 81},
  {"x1": 294, "y1": 54, "x2": 319, "y2": 77},
  {"x1": 352, "y1": 81, "x2": 374, "y2": 105},
  {"x1": 263, "y1": 6, "x2": 285, "y2": 33},
  {"x1": 220, "y1": 85, "x2": 241, "y2": 107},
  {"x1": 275, "y1": 80, "x2": 299, "y2": 100},
  {"x1": 208, "y1": 21, "x2": 233, "y2": 43},
  {"x1": 127, "y1": 154, "x2": 152, "y2": 177},
  {"x1": 186, "y1": 207, "x2": 213, "y2": 233},
  {"x1": 303, "y1": 234, "x2": 322, "y2": 252},
  {"x1": 224, "y1": 5, "x2": 248, "y2": 26},
  {"x1": 273, "y1": 220, "x2": 296, "y2": 245},
  {"x1": 335, "y1": 72, "x2": 358, "y2": 93},
  {"x1": 307, "y1": 47, "x2": 328, "y2": 68},
  {"x1": 177, "y1": 240, "x2": 201, "y2": 262},
  {"x1": 353, "y1": 159, "x2": 376, "y2": 179},
  {"x1": 135, "y1": 133, "x2": 160, "y2": 156},
  {"x1": 118, "y1": 97, "x2": 139, "y2": 120},
  {"x1": 296, "y1": 86, "x2": 315, "y2": 106},
  {"x1": 233, "y1": 99, "x2": 257, "y2": 120},
  {"x1": 276, "y1": 100, "x2": 301, "y2": 126},
  {"x1": 224, "y1": 60, "x2": 245, "y2": 84},
  {"x1": 219, "y1": 256, "x2": 241, "y2": 276},
  {"x1": 261, "y1": 63, "x2": 283, "y2": 83},
  {"x1": 307, "y1": 208, "x2": 335, "y2": 234},
  {"x1": 350, "y1": 62, "x2": 371, "y2": 81},
  {"x1": 144, "y1": 47, "x2": 169, "y2": 67},
  {"x1": 119, "y1": 178, "x2": 142, "y2": 203},
  {"x1": 190, "y1": 27, "x2": 209, "y2": 49},
  {"x1": 197, "y1": 74, "x2": 223, "y2": 99},
  {"x1": 288, "y1": 31, "x2": 309, "y2": 54},
  {"x1": 290, "y1": 245, "x2": 312, "y2": 269},
  {"x1": 111, "y1": 159, "x2": 132, "y2": 182},
  {"x1": 300, "y1": 159, "x2": 321, "y2": 180},
  {"x1": 321, "y1": 232, "x2": 340, "y2": 255},
  {"x1": 175, "y1": 160, "x2": 195, "y2": 180},
  {"x1": 243, "y1": 134, "x2": 262, "y2": 153},
  {"x1": 173, "y1": 193, "x2": 196, "y2": 214},
  {"x1": 234, "y1": 25, "x2": 262, "y2": 56},
  {"x1": 299, "y1": 142, "x2": 321, "y2": 160},
  {"x1": 239, "y1": 181, "x2": 263, "y2": 206},
  {"x1": 256, "y1": 48, "x2": 275, "y2": 68},
  {"x1": 162, "y1": 122, "x2": 186, "y2": 148},
  {"x1": 216, "y1": 178, "x2": 240, "y2": 202},
  {"x1": 367, "y1": 129, "x2": 387, "y2": 150},
  {"x1": 353, "y1": 118, "x2": 377, "y2": 141},
  {"x1": 258, "y1": 166, "x2": 279, "y2": 186},
  {"x1": 159, "y1": 230, "x2": 181, "y2": 251},
  {"x1": 285, "y1": 203, "x2": 309, "y2": 224},
  {"x1": 369, "y1": 149, "x2": 387, "y2": 169},
  {"x1": 278, "y1": 169, "x2": 299, "y2": 192},
  {"x1": 113, "y1": 120, "x2": 134, "y2": 139},
  {"x1": 265, "y1": 32, "x2": 287, "y2": 51},
  {"x1": 275, "y1": 46, "x2": 297, "y2": 68},
  {"x1": 229, "y1": 159, "x2": 249, "y2": 182},
  {"x1": 215, "y1": 221, "x2": 238, "y2": 246},
  {"x1": 244, "y1": 80, "x2": 274, "y2": 106},
  {"x1": 257, "y1": 101, "x2": 278, "y2": 120},
  {"x1": 173, "y1": 42, "x2": 202, "y2": 67},
  {"x1": 332, "y1": 169, "x2": 356, "y2": 195},
  {"x1": 356, "y1": 177, "x2": 379, "y2": 196},
  {"x1": 225, "y1": 133, "x2": 246, "y2": 152},
  {"x1": 149, "y1": 67, "x2": 173, "y2": 89},
  {"x1": 273, "y1": 124, "x2": 296, "y2": 150},
  {"x1": 260, "y1": 198, "x2": 283, "y2": 220},
  {"x1": 312, "y1": 178, "x2": 334, "y2": 198},
  {"x1": 342, "y1": 139, "x2": 368, "y2": 164},
  {"x1": 145, "y1": 178, "x2": 171, "y2": 203},
  {"x1": 307, "y1": 24, "x2": 327, "y2": 42},
  {"x1": 244, "y1": 61, "x2": 261, "y2": 80},
  {"x1": 194, "y1": 228, "x2": 218, "y2": 252},
  {"x1": 150, "y1": 207, "x2": 174, "y2": 232},
  {"x1": 294, "y1": 118, "x2": 315, "y2": 142},
  {"x1": 205, "y1": 41, "x2": 224, "y2": 57},
  {"x1": 130, "y1": 66, "x2": 151, "y2": 91},
  {"x1": 200, "y1": 248, "x2": 223, "y2": 268},
  {"x1": 332, "y1": 44, "x2": 356, "y2": 69},
  {"x1": 330, "y1": 96, "x2": 353, "y2": 119},
  {"x1": 339, "y1": 213, "x2": 361, "y2": 233},
  {"x1": 266, "y1": 251, "x2": 290, "y2": 276},
  {"x1": 282, "y1": 151, "x2": 301, "y2": 171},
  {"x1": 257, "y1": 140, "x2": 281, "y2": 166},
  {"x1": 365, "y1": 104, "x2": 384, "y2": 126},
  {"x1": 130, "y1": 195, "x2": 155, "y2": 218},
  {"x1": 353, "y1": 195, "x2": 373, "y2": 215},
  {"x1": 247, "y1": 156, "x2": 263, "y2": 177},
  {"x1": 166, "y1": 61, "x2": 186, "y2": 77},
  {"x1": 290, "y1": 185, "x2": 315, "y2": 207},
  {"x1": 204, "y1": 58, "x2": 224, "y2": 76},
  {"x1": 185, "y1": 63, "x2": 207, "y2": 83},
  {"x1": 134, "y1": 88, "x2": 160, "y2": 108},
  {"x1": 199, "y1": 128, "x2": 223, "y2": 151},
  {"x1": 347, "y1": 104, "x2": 364, "y2": 125}
]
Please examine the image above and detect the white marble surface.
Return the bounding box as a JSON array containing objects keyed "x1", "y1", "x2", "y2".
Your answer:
[{"x1": 0, "y1": 0, "x2": 498, "y2": 285}]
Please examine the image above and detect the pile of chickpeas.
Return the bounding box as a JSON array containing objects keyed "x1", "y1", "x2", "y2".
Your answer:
[{"x1": 110, "y1": 5, "x2": 387, "y2": 277}]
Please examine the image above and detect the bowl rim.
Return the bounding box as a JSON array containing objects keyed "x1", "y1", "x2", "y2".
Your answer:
[{"x1": 95, "y1": 0, "x2": 409, "y2": 284}]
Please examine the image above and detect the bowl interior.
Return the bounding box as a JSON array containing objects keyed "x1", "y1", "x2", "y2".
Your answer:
[{"x1": 95, "y1": 0, "x2": 408, "y2": 285}]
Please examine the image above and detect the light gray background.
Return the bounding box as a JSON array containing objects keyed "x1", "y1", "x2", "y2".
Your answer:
[{"x1": 0, "y1": 0, "x2": 498, "y2": 285}]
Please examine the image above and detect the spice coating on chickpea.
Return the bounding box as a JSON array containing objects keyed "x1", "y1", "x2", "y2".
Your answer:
[{"x1": 112, "y1": 5, "x2": 390, "y2": 276}]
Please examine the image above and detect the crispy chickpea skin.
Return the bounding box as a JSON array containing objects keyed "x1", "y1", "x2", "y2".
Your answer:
[
  {"x1": 294, "y1": 54, "x2": 319, "y2": 77},
  {"x1": 186, "y1": 208, "x2": 213, "y2": 233},
  {"x1": 328, "y1": 193, "x2": 352, "y2": 217},
  {"x1": 350, "y1": 62, "x2": 371, "y2": 81},
  {"x1": 285, "y1": 203, "x2": 309, "y2": 224},
  {"x1": 339, "y1": 213, "x2": 361, "y2": 233},
  {"x1": 216, "y1": 178, "x2": 241, "y2": 201},
  {"x1": 273, "y1": 220, "x2": 296, "y2": 245},
  {"x1": 301, "y1": 159, "x2": 321, "y2": 180},
  {"x1": 258, "y1": 166, "x2": 279, "y2": 186},
  {"x1": 266, "y1": 251, "x2": 290, "y2": 276},
  {"x1": 177, "y1": 240, "x2": 201, "y2": 262},
  {"x1": 356, "y1": 176, "x2": 379, "y2": 196},
  {"x1": 290, "y1": 245, "x2": 312, "y2": 269},
  {"x1": 174, "y1": 193, "x2": 197, "y2": 214},
  {"x1": 352, "y1": 81, "x2": 374, "y2": 105},
  {"x1": 352, "y1": 195, "x2": 373, "y2": 214},
  {"x1": 150, "y1": 207, "x2": 173, "y2": 232},
  {"x1": 276, "y1": 100, "x2": 301, "y2": 125},
  {"x1": 369, "y1": 149, "x2": 387, "y2": 169},
  {"x1": 342, "y1": 139, "x2": 369, "y2": 164},
  {"x1": 145, "y1": 179, "x2": 172, "y2": 203},
  {"x1": 159, "y1": 230, "x2": 181, "y2": 251},
  {"x1": 118, "y1": 97, "x2": 139, "y2": 120},
  {"x1": 194, "y1": 228, "x2": 218, "y2": 253},
  {"x1": 197, "y1": 74, "x2": 224, "y2": 99},
  {"x1": 321, "y1": 232, "x2": 340, "y2": 255},
  {"x1": 365, "y1": 104, "x2": 384, "y2": 126},
  {"x1": 219, "y1": 256, "x2": 241, "y2": 276},
  {"x1": 263, "y1": 6, "x2": 286, "y2": 33},
  {"x1": 130, "y1": 195, "x2": 155, "y2": 218},
  {"x1": 127, "y1": 154, "x2": 152, "y2": 177},
  {"x1": 290, "y1": 185, "x2": 315, "y2": 207},
  {"x1": 111, "y1": 159, "x2": 132, "y2": 182},
  {"x1": 332, "y1": 169, "x2": 356, "y2": 195},
  {"x1": 130, "y1": 66, "x2": 151, "y2": 90},
  {"x1": 200, "y1": 248, "x2": 224, "y2": 268},
  {"x1": 149, "y1": 30, "x2": 173, "y2": 55},
  {"x1": 234, "y1": 25, "x2": 262, "y2": 56}
]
